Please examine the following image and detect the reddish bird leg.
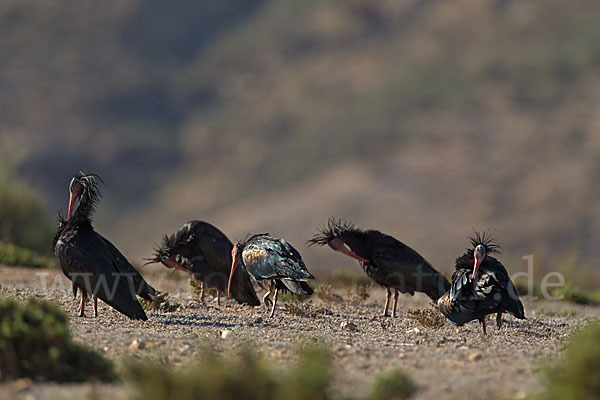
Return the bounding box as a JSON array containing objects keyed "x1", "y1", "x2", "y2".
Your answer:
[
  {"x1": 93, "y1": 295, "x2": 98, "y2": 317},
  {"x1": 79, "y1": 292, "x2": 87, "y2": 317},
  {"x1": 382, "y1": 288, "x2": 392, "y2": 317},
  {"x1": 392, "y1": 290, "x2": 399, "y2": 317},
  {"x1": 479, "y1": 317, "x2": 487, "y2": 335},
  {"x1": 496, "y1": 312, "x2": 503, "y2": 329}
]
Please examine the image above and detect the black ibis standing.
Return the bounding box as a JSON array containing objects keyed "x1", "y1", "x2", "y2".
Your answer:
[
  {"x1": 146, "y1": 220, "x2": 260, "y2": 306},
  {"x1": 228, "y1": 234, "x2": 314, "y2": 317},
  {"x1": 53, "y1": 172, "x2": 157, "y2": 320},
  {"x1": 308, "y1": 218, "x2": 450, "y2": 317},
  {"x1": 437, "y1": 232, "x2": 525, "y2": 334}
]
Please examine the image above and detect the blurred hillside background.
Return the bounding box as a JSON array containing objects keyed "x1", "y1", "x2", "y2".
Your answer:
[{"x1": 1, "y1": 0, "x2": 599, "y2": 286}]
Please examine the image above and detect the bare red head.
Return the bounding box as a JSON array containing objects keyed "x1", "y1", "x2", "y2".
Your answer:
[
  {"x1": 228, "y1": 244, "x2": 242, "y2": 296},
  {"x1": 472, "y1": 244, "x2": 486, "y2": 279},
  {"x1": 67, "y1": 178, "x2": 83, "y2": 220},
  {"x1": 329, "y1": 237, "x2": 368, "y2": 263}
]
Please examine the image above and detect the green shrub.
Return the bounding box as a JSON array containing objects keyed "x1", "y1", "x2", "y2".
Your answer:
[
  {"x1": 0, "y1": 295, "x2": 115, "y2": 382},
  {"x1": 0, "y1": 168, "x2": 54, "y2": 254},
  {"x1": 0, "y1": 241, "x2": 55, "y2": 268},
  {"x1": 277, "y1": 343, "x2": 332, "y2": 400},
  {"x1": 127, "y1": 343, "x2": 335, "y2": 400},
  {"x1": 533, "y1": 323, "x2": 600, "y2": 400},
  {"x1": 552, "y1": 283, "x2": 600, "y2": 305},
  {"x1": 127, "y1": 346, "x2": 277, "y2": 400},
  {"x1": 367, "y1": 369, "x2": 416, "y2": 400}
]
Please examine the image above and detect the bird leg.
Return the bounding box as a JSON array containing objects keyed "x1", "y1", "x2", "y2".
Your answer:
[
  {"x1": 479, "y1": 317, "x2": 487, "y2": 335},
  {"x1": 496, "y1": 312, "x2": 503, "y2": 329},
  {"x1": 93, "y1": 295, "x2": 98, "y2": 318},
  {"x1": 200, "y1": 282, "x2": 205, "y2": 302},
  {"x1": 217, "y1": 290, "x2": 221, "y2": 306},
  {"x1": 382, "y1": 288, "x2": 392, "y2": 317},
  {"x1": 262, "y1": 281, "x2": 273, "y2": 310},
  {"x1": 78, "y1": 292, "x2": 87, "y2": 317},
  {"x1": 392, "y1": 290, "x2": 399, "y2": 318},
  {"x1": 269, "y1": 287, "x2": 279, "y2": 318}
]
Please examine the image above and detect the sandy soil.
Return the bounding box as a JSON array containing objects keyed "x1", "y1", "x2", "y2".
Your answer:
[{"x1": 1, "y1": 265, "x2": 598, "y2": 400}]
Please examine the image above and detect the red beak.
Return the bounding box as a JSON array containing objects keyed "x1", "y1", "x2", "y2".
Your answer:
[
  {"x1": 67, "y1": 192, "x2": 77, "y2": 220},
  {"x1": 330, "y1": 238, "x2": 368, "y2": 263},
  {"x1": 472, "y1": 254, "x2": 483, "y2": 279},
  {"x1": 228, "y1": 259, "x2": 237, "y2": 296}
]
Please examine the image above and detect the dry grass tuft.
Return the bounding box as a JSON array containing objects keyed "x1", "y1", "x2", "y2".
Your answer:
[{"x1": 407, "y1": 308, "x2": 446, "y2": 329}]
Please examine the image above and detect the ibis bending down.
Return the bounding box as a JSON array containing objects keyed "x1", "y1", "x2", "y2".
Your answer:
[
  {"x1": 437, "y1": 232, "x2": 525, "y2": 334},
  {"x1": 53, "y1": 172, "x2": 156, "y2": 320},
  {"x1": 147, "y1": 220, "x2": 260, "y2": 306},
  {"x1": 308, "y1": 218, "x2": 449, "y2": 317},
  {"x1": 228, "y1": 234, "x2": 314, "y2": 317}
]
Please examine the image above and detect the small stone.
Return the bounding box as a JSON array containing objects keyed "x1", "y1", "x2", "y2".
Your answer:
[
  {"x1": 129, "y1": 339, "x2": 145, "y2": 350},
  {"x1": 340, "y1": 321, "x2": 358, "y2": 332},
  {"x1": 468, "y1": 351, "x2": 483, "y2": 361},
  {"x1": 254, "y1": 317, "x2": 263, "y2": 324},
  {"x1": 221, "y1": 329, "x2": 234, "y2": 339},
  {"x1": 179, "y1": 344, "x2": 192, "y2": 354}
]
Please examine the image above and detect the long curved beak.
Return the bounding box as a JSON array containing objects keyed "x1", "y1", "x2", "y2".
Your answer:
[
  {"x1": 228, "y1": 259, "x2": 238, "y2": 296},
  {"x1": 67, "y1": 192, "x2": 77, "y2": 220},
  {"x1": 330, "y1": 238, "x2": 368, "y2": 263},
  {"x1": 472, "y1": 255, "x2": 483, "y2": 279}
]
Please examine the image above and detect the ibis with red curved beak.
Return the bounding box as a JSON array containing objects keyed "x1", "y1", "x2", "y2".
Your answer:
[
  {"x1": 145, "y1": 220, "x2": 260, "y2": 306},
  {"x1": 228, "y1": 234, "x2": 314, "y2": 317},
  {"x1": 437, "y1": 232, "x2": 525, "y2": 334},
  {"x1": 308, "y1": 218, "x2": 450, "y2": 317},
  {"x1": 53, "y1": 172, "x2": 157, "y2": 320}
]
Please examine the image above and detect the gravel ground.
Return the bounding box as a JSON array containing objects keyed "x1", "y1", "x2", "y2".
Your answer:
[{"x1": 1, "y1": 265, "x2": 599, "y2": 400}]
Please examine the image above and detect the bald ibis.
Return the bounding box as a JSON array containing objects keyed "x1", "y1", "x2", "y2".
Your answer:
[
  {"x1": 308, "y1": 218, "x2": 450, "y2": 317},
  {"x1": 437, "y1": 232, "x2": 525, "y2": 334},
  {"x1": 53, "y1": 172, "x2": 156, "y2": 320},
  {"x1": 228, "y1": 234, "x2": 314, "y2": 317},
  {"x1": 147, "y1": 220, "x2": 260, "y2": 306}
]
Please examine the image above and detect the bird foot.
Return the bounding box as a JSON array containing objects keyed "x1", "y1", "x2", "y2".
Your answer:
[{"x1": 382, "y1": 313, "x2": 391, "y2": 318}]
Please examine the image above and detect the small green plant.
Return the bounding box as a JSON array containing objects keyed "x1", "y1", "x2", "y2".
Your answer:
[
  {"x1": 127, "y1": 344, "x2": 333, "y2": 400},
  {"x1": 407, "y1": 308, "x2": 446, "y2": 329},
  {"x1": 277, "y1": 343, "x2": 332, "y2": 400},
  {"x1": 0, "y1": 295, "x2": 115, "y2": 382},
  {"x1": 139, "y1": 291, "x2": 180, "y2": 313},
  {"x1": 0, "y1": 168, "x2": 54, "y2": 254},
  {"x1": 189, "y1": 278, "x2": 218, "y2": 300},
  {"x1": 367, "y1": 368, "x2": 416, "y2": 400},
  {"x1": 0, "y1": 241, "x2": 56, "y2": 268},
  {"x1": 551, "y1": 283, "x2": 600, "y2": 305},
  {"x1": 533, "y1": 322, "x2": 600, "y2": 400}
]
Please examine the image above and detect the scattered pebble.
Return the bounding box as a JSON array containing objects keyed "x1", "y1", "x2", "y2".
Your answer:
[
  {"x1": 468, "y1": 352, "x2": 483, "y2": 361},
  {"x1": 129, "y1": 339, "x2": 145, "y2": 350},
  {"x1": 340, "y1": 321, "x2": 358, "y2": 332},
  {"x1": 221, "y1": 329, "x2": 234, "y2": 339}
]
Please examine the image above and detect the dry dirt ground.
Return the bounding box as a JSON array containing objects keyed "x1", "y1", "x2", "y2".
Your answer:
[{"x1": 1, "y1": 265, "x2": 599, "y2": 400}]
